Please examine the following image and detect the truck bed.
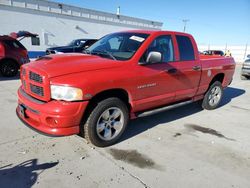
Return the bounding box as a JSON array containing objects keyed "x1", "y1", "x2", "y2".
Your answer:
[{"x1": 198, "y1": 54, "x2": 235, "y2": 92}]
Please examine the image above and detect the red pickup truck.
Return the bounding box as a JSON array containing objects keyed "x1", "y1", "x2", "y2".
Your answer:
[{"x1": 16, "y1": 30, "x2": 235, "y2": 147}]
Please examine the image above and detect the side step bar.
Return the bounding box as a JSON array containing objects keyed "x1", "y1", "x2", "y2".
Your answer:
[{"x1": 136, "y1": 100, "x2": 193, "y2": 118}]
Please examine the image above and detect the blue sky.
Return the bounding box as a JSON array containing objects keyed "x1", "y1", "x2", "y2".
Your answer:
[{"x1": 53, "y1": 0, "x2": 250, "y2": 45}]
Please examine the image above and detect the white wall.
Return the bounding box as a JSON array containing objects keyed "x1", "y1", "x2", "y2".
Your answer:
[
  {"x1": 0, "y1": 6, "x2": 139, "y2": 51},
  {"x1": 0, "y1": 0, "x2": 162, "y2": 52}
]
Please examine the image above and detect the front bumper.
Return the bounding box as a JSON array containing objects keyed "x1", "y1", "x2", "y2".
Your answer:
[
  {"x1": 16, "y1": 87, "x2": 88, "y2": 136},
  {"x1": 242, "y1": 68, "x2": 250, "y2": 76}
]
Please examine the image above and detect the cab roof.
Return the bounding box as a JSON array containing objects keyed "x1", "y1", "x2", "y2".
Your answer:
[{"x1": 118, "y1": 29, "x2": 192, "y2": 37}]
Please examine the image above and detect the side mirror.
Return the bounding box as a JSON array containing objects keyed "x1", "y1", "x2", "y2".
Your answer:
[
  {"x1": 247, "y1": 54, "x2": 250, "y2": 59},
  {"x1": 146, "y1": 51, "x2": 161, "y2": 64}
]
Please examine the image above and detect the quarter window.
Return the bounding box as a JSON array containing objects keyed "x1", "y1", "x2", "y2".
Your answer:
[
  {"x1": 31, "y1": 36, "x2": 40, "y2": 46},
  {"x1": 176, "y1": 35, "x2": 195, "y2": 61}
]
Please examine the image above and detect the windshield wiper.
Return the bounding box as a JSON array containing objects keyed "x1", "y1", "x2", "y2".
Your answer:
[{"x1": 91, "y1": 50, "x2": 116, "y2": 60}]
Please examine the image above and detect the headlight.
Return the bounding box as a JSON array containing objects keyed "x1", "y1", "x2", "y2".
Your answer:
[{"x1": 50, "y1": 85, "x2": 83, "y2": 101}]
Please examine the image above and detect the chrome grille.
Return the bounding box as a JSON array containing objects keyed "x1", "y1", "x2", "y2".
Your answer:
[
  {"x1": 21, "y1": 69, "x2": 48, "y2": 101},
  {"x1": 29, "y1": 71, "x2": 43, "y2": 83},
  {"x1": 30, "y1": 84, "x2": 44, "y2": 97}
]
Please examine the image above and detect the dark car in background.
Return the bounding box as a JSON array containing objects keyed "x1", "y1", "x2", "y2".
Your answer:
[
  {"x1": 46, "y1": 39, "x2": 97, "y2": 55},
  {"x1": 0, "y1": 31, "x2": 37, "y2": 77},
  {"x1": 203, "y1": 50, "x2": 224, "y2": 56}
]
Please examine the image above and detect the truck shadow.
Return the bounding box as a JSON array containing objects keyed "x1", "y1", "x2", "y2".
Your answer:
[
  {"x1": 0, "y1": 159, "x2": 58, "y2": 188},
  {"x1": 120, "y1": 87, "x2": 245, "y2": 143},
  {"x1": 219, "y1": 87, "x2": 246, "y2": 106}
]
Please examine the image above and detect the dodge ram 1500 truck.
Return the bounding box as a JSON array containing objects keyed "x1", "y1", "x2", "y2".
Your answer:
[{"x1": 16, "y1": 30, "x2": 235, "y2": 147}]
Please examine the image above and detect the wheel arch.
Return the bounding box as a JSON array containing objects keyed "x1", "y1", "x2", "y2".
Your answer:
[
  {"x1": 0, "y1": 57, "x2": 20, "y2": 68},
  {"x1": 80, "y1": 88, "x2": 132, "y2": 127},
  {"x1": 209, "y1": 73, "x2": 225, "y2": 86},
  {"x1": 90, "y1": 88, "x2": 131, "y2": 107}
]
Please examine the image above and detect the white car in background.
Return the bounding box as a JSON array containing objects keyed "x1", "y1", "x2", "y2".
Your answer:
[{"x1": 241, "y1": 54, "x2": 250, "y2": 80}]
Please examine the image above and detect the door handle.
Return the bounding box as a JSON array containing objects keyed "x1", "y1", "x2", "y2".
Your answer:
[
  {"x1": 166, "y1": 68, "x2": 177, "y2": 74},
  {"x1": 192, "y1": 65, "x2": 201, "y2": 71}
]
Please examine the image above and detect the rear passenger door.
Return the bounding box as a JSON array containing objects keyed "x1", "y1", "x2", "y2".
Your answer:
[{"x1": 174, "y1": 35, "x2": 201, "y2": 101}]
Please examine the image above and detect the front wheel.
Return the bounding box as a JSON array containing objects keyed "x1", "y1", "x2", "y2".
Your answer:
[
  {"x1": 202, "y1": 81, "x2": 223, "y2": 110},
  {"x1": 0, "y1": 60, "x2": 19, "y2": 77},
  {"x1": 83, "y1": 97, "x2": 129, "y2": 147}
]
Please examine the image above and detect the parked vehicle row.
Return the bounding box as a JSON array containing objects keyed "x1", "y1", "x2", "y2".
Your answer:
[
  {"x1": 46, "y1": 39, "x2": 97, "y2": 55},
  {"x1": 202, "y1": 50, "x2": 225, "y2": 56},
  {"x1": 16, "y1": 30, "x2": 236, "y2": 147}
]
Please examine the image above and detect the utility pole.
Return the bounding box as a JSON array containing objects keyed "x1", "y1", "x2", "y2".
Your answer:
[
  {"x1": 116, "y1": 6, "x2": 120, "y2": 18},
  {"x1": 244, "y1": 43, "x2": 248, "y2": 59},
  {"x1": 182, "y1": 19, "x2": 189, "y2": 32}
]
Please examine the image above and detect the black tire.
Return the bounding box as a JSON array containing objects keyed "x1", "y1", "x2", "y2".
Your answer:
[
  {"x1": 0, "y1": 60, "x2": 19, "y2": 77},
  {"x1": 241, "y1": 75, "x2": 249, "y2": 80},
  {"x1": 202, "y1": 81, "x2": 223, "y2": 110},
  {"x1": 83, "y1": 97, "x2": 129, "y2": 147}
]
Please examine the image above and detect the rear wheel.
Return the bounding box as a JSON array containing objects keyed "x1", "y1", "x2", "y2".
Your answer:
[
  {"x1": 82, "y1": 97, "x2": 129, "y2": 147},
  {"x1": 0, "y1": 60, "x2": 19, "y2": 77},
  {"x1": 202, "y1": 81, "x2": 223, "y2": 110}
]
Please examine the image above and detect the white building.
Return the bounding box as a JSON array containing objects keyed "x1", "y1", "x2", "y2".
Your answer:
[{"x1": 0, "y1": 0, "x2": 163, "y2": 57}]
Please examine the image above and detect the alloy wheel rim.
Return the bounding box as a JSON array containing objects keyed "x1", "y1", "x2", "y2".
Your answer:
[
  {"x1": 96, "y1": 107, "x2": 124, "y2": 141},
  {"x1": 208, "y1": 86, "x2": 222, "y2": 106}
]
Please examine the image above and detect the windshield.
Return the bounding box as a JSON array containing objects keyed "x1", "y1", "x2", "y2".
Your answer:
[
  {"x1": 68, "y1": 39, "x2": 86, "y2": 46},
  {"x1": 86, "y1": 32, "x2": 149, "y2": 61}
]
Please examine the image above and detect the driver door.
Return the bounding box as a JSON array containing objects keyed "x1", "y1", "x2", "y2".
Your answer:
[{"x1": 133, "y1": 35, "x2": 179, "y2": 112}]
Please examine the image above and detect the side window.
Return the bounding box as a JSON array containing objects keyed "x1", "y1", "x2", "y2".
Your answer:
[
  {"x1": 4, "y1": 40, "x2": 25, "y2": 50},
  {"x1": 108, "y1": 37, "x2": 122, "y2": 50},
  {"x1": 140, "y1": 35, "x2": 174, "y2": 63},
  {"x1": 84, "y1": 40, "x2": 94, "y2": 47},
  {"x1": 176, "y1": 35, "x2": 195, "y2": 61},
  {"x1": 83, "y1": 40, "x2": 91, "y2": 49},
  {"x1": 12, "y1": 41, "x2": 20, "y2": 48},
  {"x1": 31, "y1": 36, "x2": 40, "y2": 46},
  {"x1": 4, "y1": 40, "x2": 18, "y2": 49}
]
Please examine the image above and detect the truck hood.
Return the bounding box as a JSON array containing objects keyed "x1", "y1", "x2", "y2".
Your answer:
[{"x1": 26, "y1": 53, "x2": 121, "y2": 78}]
